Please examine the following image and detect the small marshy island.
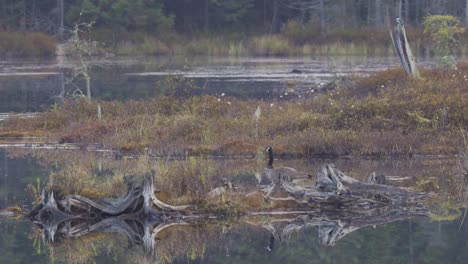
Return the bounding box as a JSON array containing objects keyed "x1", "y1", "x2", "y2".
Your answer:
[
  {"x1": 1, "y1": 2, "x2": 468, "y2": 263},
  {"x1": 2, "y1": 66, "x2": 467, "y2": 157}
]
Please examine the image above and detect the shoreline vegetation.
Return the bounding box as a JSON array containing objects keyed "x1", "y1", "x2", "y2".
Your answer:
[
  {"x1": 104, "y1": 26, "x2": 468, "y2": 57},
  {"x1": 1, "y1": 66, "x2": 467, "y2": 157},
  {"x1": 0, "y1": 31, "x2": 56, "y2": 58},
  {"x1": 3, "y1": 26, "x2": 468, "y2": 58}
]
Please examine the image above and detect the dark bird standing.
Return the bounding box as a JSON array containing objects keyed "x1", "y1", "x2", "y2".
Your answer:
[{"x1": 255, "y1": 146, "x2": 312, "y2": 185}]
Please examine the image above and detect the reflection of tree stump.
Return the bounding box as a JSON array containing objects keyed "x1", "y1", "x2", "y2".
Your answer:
[
  {"x1": 244, "y1": 164, "x2": 429, "y2": 247},
  {"x1": 24, "y1": 163, "x2": 429, "y2": 255}
]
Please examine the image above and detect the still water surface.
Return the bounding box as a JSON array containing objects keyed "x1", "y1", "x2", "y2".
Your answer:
[
  {"x1": 0, "y1": 55, "x2": 421, "y2": 112},
  {"x1": 0, "y1": 56, "x2": 465, "y2": 263},
  {"x1": 0, "y1": 149, "x2": 466, "y2": 263}
]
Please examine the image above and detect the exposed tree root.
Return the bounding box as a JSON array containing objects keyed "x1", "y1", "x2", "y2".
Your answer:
[{"x1": 22, "y1": 163, "x2": 430, "y2": 257}]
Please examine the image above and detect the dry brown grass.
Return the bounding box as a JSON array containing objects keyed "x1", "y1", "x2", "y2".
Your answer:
[
  {"x1": 2, "y1": 66, "x2": 468, "y2": 157},
  {"x1": 0, "y1": 31, "x2": 56, "y2": 57},
  {"x1": 91, "y1": 25, "x2": 468, "y2": 56}
]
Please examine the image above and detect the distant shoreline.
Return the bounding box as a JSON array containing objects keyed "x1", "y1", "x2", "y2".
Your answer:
[{"x1": 3, "y1": 27, "x2": 468, "y2": 59}]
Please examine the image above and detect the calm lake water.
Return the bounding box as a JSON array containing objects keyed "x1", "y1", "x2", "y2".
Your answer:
[
  {"x1": 0, "y1": 56, "x2": 466, "y2": 263},
  {"x1": 0, "y1": 149, "x2": 467, "y2": 263},
  {"x1": 0, "y1": 55, "x2": 434, "y2": 112}
]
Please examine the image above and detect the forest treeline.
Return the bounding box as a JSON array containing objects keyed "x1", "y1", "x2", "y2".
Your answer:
[
  {"x1": 1, "y1": 0, "x2": 468, "y2": 57},
  {"x1": 1, "y1": 0, "x2": 468, "y2": 36}
]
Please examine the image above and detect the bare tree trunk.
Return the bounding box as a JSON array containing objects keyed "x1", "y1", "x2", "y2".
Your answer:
[
  {"x1": 341, "y1": 0, "x2": 346, "y2": 28},
  {"x1": 398, "y1": 0, "x2": 402, "y2": 18},
  {"x1": 375, "y1": 0, "x2": 382, "y2": 25},
  {"x1": 404, "y1": 0, "x2": 410, "y2": 24},
  {"x1": 319, "y1": 0, "x2": 325, "y2": 31},
  {"x1": 367, "y1": 0, "x2": 371, "y2": 26},
  {"x1": 57, "y1": 0, "x2": 64, "y2": 40},
  {"x1": 204, "y1": 0, "x2": 209, "y2": 32},
  {"x1": 415, "y1": 0, "x2": 420, "y2": 23},
  {"x1": 20, "y1": 0, "x2": 26, "y2": 31},
  {"x1": 271, "y1": 0, "x2": 279, "y2": 33},
  {"x1": 1, "y1": 1, "x2": 6, "y2": 29},
  {"x1": 466, "y1": 0, "x2": 468, "y2": 25},
  {"x1": 31, "y1": 0, "x2": 36, "y2": 30},
  {"x1": 384, "y1": 2, "x2": 390, "y2": 27}
]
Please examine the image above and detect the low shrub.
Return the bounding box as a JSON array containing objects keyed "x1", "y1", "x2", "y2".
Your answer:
[{"x1": 0, "y1": 31, "x2": 56, "y2": 57}]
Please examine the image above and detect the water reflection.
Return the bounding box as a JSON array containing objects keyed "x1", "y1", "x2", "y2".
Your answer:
[
  {"x1": 0, "y1": 74, "x2": 62, "y2": 112},
  {"x1": 28, "y1": 210, "x2": 431, "y2": 263},
  {"x1": 3, "y1": 213, "x2": 468, "y2": 263},
  {"x1": 26, "y1": 163, "x2": 427, "y2": 260},
  {"x1": 0, "y1": 56, "x2": 416, "y2": 112},
  {"x1": 0, "y1": 150, "x2": 47, "y2": 209},
  {"x1": 0, "y1": 148, "x2": 467, "y2": 263}
]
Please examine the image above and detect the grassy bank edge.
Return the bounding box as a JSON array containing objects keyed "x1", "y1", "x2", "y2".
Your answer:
[{"x1": 1, "y1": 66, "x2": 467, "y2": 158}]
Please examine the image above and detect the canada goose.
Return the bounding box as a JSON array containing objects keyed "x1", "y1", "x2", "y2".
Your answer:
[{"x1": 255, "y1": 146, "x2": 312, "y2": 185}]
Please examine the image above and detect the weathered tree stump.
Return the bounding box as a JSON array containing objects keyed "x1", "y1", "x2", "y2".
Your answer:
[
  {"x1": 255, "y1": 164, "x2": 428, "y2": 211},
  {"x1": 22, "y1": 163, "x2": 429, "y2": 254}
]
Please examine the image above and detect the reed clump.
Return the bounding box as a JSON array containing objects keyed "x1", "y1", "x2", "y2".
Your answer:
[{"x1": 249, "y1": 35, "x2": 293, "y2": 55}]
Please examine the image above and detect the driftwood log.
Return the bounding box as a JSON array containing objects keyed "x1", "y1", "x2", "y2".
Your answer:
[
  {"x1": 253, "y1": 164, "x2": 428, "y2": 210},
  {"x1": 24, "y1": 164, "x2": 429, "y2": 257}
]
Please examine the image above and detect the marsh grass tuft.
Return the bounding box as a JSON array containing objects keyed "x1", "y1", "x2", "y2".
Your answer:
[{"x1": 250, "y1": 35, "x2": 292, "y2": 55}]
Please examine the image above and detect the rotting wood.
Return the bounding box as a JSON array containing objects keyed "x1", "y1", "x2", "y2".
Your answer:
[
  {"x1": 250, "y1": 164, "x2": 428, "y2": 210},
  {"x1": 17, "y1": 163, "x2": 430, "y2": 255},
  {"x1": 390, "y1": 17, "x2": 420, "y2": 78}
]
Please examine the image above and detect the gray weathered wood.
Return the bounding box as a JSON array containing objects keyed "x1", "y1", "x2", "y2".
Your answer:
[
  {"x1": 390, "y1": 18, "x2": 420, "y2": 78},
  {"x1": 20, "y1": 163, "x2": 430, "y2": 251}
]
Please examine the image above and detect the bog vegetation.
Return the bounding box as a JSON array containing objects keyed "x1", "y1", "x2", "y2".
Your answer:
[
  {"x1": 0, "y1": 32, "x2": 56, "y2": 58},
  {"x1": 2, "y1": 65, "x2": 467, "y2": 157},
  {"x1": 423, "y1": 15, "x2": 465, "y2": 70}
]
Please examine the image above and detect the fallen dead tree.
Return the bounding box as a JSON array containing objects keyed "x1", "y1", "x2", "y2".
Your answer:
[
  {"x1": 252, "y1": 164, "x2": 429, "y2": 211},
  {"x1": 23, "y1": 163, "x2": 429, "y2": 257}
]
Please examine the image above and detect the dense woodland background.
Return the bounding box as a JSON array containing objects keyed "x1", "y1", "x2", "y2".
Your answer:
[{"x1": 1, "y1": 0, "x2": 468, "y2": 36}]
